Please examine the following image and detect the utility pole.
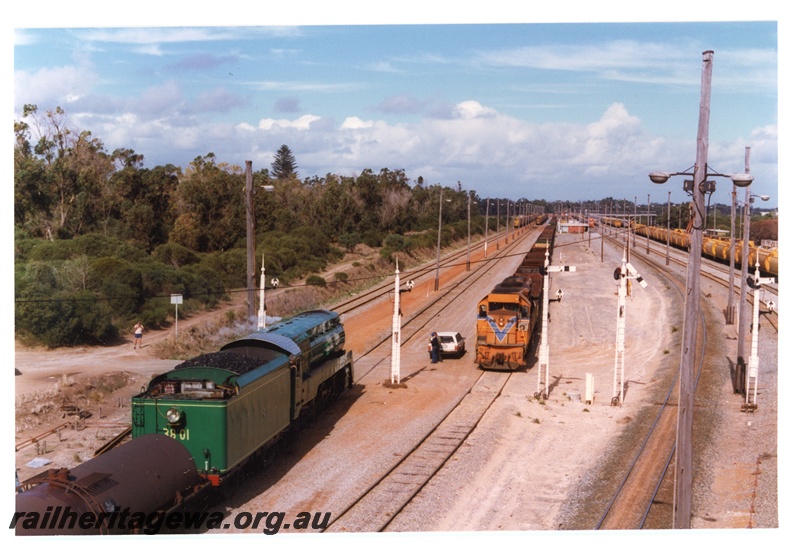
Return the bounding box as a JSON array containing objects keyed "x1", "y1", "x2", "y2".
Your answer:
[
  {"x1": 646, "y1": 194, "x2": 651, "y2": 254},
  {"x1": 673, "y1": 49, "x2": 714, "y2": 530},
  {"x1": 666, "y1": 191, "x2": 671, "y2": 266},
  {"x1": 466, "y1": 191, "x2": 472, "y2": 271},
  {"x1": 245, "y1": 160, "x2": 256, "y2": 318},
  {"x1": 496, "y1": 198, "x2": 500, "y2": 251},
  {"x1": 736, "y1": 147, "x2": 753, "y2": 393},
  {"x1": 726, "y1": 180, "x2": 738, "y2": 324},
  {"x1": 484, "y1": 198, "x2": 490, "y2": 258}
]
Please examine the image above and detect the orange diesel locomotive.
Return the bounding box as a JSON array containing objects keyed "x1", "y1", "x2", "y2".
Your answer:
[{"x1": 475, "y1": 223, "x2": 555, "y2": 370}]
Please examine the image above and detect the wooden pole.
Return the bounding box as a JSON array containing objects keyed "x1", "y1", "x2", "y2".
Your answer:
[
  {"x1": 674, "y1": 49, "x2": 713, "y2": 529},
  {"x1": 736, "y1": 147, "x2": 752, "y2": 392},
  {"x1": 245, "y1": 160, "x2": 255, "y2": 318},
  {"x1": 726, "y1": 181, "x2": 738, "y2": 324}
]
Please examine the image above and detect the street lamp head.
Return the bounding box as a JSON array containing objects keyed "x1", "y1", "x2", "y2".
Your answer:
[
  {"x1": 729, "y1": 173, "x2": 754, "y2": 188},
  {"x1": 753, "y1": 194, "x2": 769, "y2": 202},
  {"x1": 648, "y1": 172, "x2": 671, "y2": 184}
]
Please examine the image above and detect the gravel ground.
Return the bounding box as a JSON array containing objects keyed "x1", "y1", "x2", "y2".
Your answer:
[{"x1": 11, "y1": 226, "x2": 784, "y2": 543}]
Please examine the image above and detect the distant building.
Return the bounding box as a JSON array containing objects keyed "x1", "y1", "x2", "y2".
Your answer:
[{"x1": 559, "y1": 220, "x2": 589, "y2": 234}]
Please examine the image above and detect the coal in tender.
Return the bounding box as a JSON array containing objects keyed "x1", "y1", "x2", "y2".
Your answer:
[{"x1": 176, "y1": 351, "x2": 266, "y2": 374}]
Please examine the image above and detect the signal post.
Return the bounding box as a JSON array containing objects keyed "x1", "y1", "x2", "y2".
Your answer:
[{"x1": 535, "y1": 244, "x2": 575, "y2": 400}]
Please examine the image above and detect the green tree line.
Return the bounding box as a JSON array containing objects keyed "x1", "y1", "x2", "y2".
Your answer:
[{"x1": 15, "y1": 105, "x2": 523, "y2": 347}]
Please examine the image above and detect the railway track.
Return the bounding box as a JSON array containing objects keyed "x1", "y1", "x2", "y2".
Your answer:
[
  {"x1": 596, "y1": 233, "x2": 707, "y2": 529},
  {"x1": 604, "y1": 226, "x2": 777, "y2": 327},
  {"x1": 629, "y1": 230, "x2": 779, "y2": 333},
  {"x1": 316, "y1": 225, "x2": 547, "y2": 530},
  {"x1": 329, "y1": 225, "x2": 529, "y2": 318},
  {"x1": 344, "y1": 223, "x2": 543, "y2": 384},
  {"x1": 321, "y1": 223, "x2": 556, "y2": 532},
  {"x1": 206, "y1": 222, "x2": 548, "y2": 532},
  {"x1": 594, "y1": 223, "x2": 777, "y2": 529},
  {"x1": 325, "y1": 371, "x2": 511, "y2": 532}
]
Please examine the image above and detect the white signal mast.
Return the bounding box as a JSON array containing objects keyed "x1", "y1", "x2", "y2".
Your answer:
[
  {"x1": 391, "y1": 258, "x2": 414, "y2": 385},
  {"x1": 258, "y1": 256, "x2": 267, "y2": 330},
  {"x1": 612, "y1": 249, "x2": 647, "y2": 405},
  {"x1": 536, "y1": 243, "x2": 575, "y2": 399},
  {"x1": 257, "y1": 255, "x2": 278, "y2": 330},
  {"x1": 743, "y1": 252, "x2": 775, "y2": 411}
]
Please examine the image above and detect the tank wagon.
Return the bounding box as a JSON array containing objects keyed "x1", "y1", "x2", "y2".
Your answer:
[
  {"x1": 602, "y1": 216, "x2": 627, "y2": 228},
  {"x1": 131, "y1": 309, "x2": 353, "y2": 486},
  {"x1": 15, "y1": 310, "x2": 354, "y2": 535},
  {"x1": 475, "y1": 223, "x2": 555, "y2": 370},
  {"x1": 15, "y1": 434, "x2": 205, "y2": 535},
  {"x1": 631, "y1": 223, "x2": 778, "y2": 276}
]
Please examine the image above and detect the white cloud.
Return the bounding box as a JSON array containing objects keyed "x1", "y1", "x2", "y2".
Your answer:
[
  {"x1": 236, "y1": 122, "x2": 257, "y2": 132},
  {"x1": 14, "y1": 65, "x2": 98, "y2": 110},
  {"x1": 453, "y1": 100, "x2": 499, "y2": 119},
  {"x1": 341, "y1": 117, "x2": 374, "y2": 129},
  {"x1": 258, "y1": 114, "x2": 321, "y2": 130}
]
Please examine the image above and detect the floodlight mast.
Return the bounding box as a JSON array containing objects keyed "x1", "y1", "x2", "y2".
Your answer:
[
  {"x1": 647, "y1": 79, "x2": 755, "y2": 530},
  {"x1": 648, "y1": 51, "x2": 732, "y2": 529}
]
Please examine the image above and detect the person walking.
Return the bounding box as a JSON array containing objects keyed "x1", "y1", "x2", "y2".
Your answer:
[
  {"x1": 429, "y1": 332, "x2": 441, "y2": 364},
  {"x1": 133, "y1": 322, "x2": 144, "y2": 349}
]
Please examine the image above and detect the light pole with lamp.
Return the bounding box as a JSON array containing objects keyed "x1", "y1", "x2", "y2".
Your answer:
[
  {"x1": 245, "y1": 161, "x2": 275, "y2": 320},
  {"x1": 650, "y1": 167, "x2": 753, "y2": 527},
  {"x1": 245, "y1": 161, "x2": 256, "y2": 318},
  {"x1": 648, "y1": 50, "x2": 754, "y2": 529}
]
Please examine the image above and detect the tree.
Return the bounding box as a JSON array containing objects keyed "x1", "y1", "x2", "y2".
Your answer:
[
  {"x1": 171, "y1": 154, "x2": 245, "y2": 252},
  {"x1": 271, "y1": 145, "x2": 298, "y2": 180}
]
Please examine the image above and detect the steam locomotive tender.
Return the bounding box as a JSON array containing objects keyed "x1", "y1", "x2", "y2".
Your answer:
[
  {"x1": 131, "y1": 309, "x2": 353, "y2": 486},
  {"x1": 15, "y1": 310, "x2": 353, "y2": 535}
]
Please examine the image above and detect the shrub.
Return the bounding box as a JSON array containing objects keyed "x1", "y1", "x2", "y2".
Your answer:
[
  {"x1": 361, "y1": 230, "x2": 383, "y2": 248},
  {"x1": 15, "y1": 286, "x2": 118, "y2": 348},
  {"x1": 339, "y1": 232, "x2": 360, "y2": 251},
  {"x1": 153, "y1": 242, "x2": 201, "y2": 268},
  {"x1": 306, "y1": 275, "x2": 327, "y2": 287},
  {"x1": 200, "y1": 249, "x2": 247, "y2": 288},
  {"x1": 383, "y1": 233, "x2": 407, "y2": 252}
]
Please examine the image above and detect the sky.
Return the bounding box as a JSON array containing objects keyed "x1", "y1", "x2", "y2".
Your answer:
[
  {"x1": 8, "y1": 2, "x2": 789, "y2": 209},
  {"x1": 3, "y1": 4, "x2": 798, "y2": 542}
]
